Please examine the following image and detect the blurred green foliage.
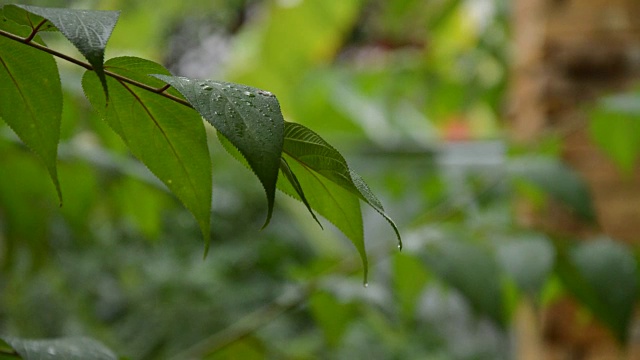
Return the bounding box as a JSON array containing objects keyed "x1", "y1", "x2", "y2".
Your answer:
[{"x1": 1, "y1": 0, "x2": 639, "y2": 359}]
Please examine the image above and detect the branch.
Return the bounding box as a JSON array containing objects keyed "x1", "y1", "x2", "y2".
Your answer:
[{"x1": 0, "y1": 28, "x2": 192, "y2": 108}]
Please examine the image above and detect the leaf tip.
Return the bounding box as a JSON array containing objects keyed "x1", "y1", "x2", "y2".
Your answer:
[
  {"x1": 203, "y1": 240, "x2": 210, "y2": 259},
  {"x1": 260, "y1": 209, "x2": 274, "y2": 230}
]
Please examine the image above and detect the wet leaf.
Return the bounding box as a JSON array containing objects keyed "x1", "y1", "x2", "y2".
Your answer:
[
  {"x1": 153, "y1": 75, "x2": 283, "y2": 228},
  {"x1": 12, "y1": 4, "x2": 119, "y2": 96}
]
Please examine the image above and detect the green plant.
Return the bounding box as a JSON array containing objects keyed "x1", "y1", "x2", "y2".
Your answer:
[{"x1": 0, "y1": 3, "x2": 400, "y2": 358}]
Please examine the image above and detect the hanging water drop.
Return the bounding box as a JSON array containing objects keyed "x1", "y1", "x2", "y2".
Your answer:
[{"x1": 363, "y1": 282, "x2": 369, "y2": 288}]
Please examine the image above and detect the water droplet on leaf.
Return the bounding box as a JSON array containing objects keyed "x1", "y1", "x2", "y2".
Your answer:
[
  {"x1": 244, "y1": 91, "x2": 255, "y2": 97},
  {"x1": 257, "y1": 90, "x2": 274, "y2": 97}
]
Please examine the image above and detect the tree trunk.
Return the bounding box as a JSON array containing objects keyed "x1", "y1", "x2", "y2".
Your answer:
[{"x1": 510, "y1": 0, "x2": 640, "y2": 358}]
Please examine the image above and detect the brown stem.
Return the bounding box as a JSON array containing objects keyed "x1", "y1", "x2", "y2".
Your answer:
[
  {"x1": 0, "y1": 28, "x2": 192, "y2": 109},
  {"x1": 24, "y1": 18, "x2": 48, "y2": 43}
]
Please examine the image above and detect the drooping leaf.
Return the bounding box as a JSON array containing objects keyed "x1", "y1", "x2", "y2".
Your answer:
[
  {"x1": 0, "y1": 336, "x2": 117, "y2": 360},
  {"x1": 421, "y1": 237, "x2": 506, "y2": 326},
  {"x1": 217, "y1": 130, "x2": 323, "y2": 229},
  {"x1": 508, "y1": 156, "x2": 595, "y2": 221},
  {"x1": 12, "y1": 4, "x2": 120, "y2": 96},
  {"x1": 557, "y1": 238, "x2": 638, "y2": 343},
  {"x1": 283, "y1": 122, "x2": 402, "y2": 248},
  {"x1": 497, "y1": 234, "x2": 555, "y2": 297},
  {"x1": 152, "y1": 75, "x2": 283, "y2": 227},
  {"x1": 82, "y1": 57, "x2": 212, "y2": 249},
  {"x1": 279, "y1": 157, "x2": 323, "y2": 228},
  {"x1": 0, "y1": 17, "x2": 62, "y2": 202},
  {"x1": 278, "y1": 150, "x2": 367, "y2": 282}
]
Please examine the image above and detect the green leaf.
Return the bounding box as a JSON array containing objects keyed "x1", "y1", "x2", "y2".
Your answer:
[
  {"x1": 279, "y1": 157, "x2": 323, "y2": 229},
  {"x1": 508, "y1": 156, "x2": 595, "y2": 221},
  {"x1": 558, "y1": 238, "x2": 638, "y2": 343},
  {"x1": 152, "y1": 75, "x2": 283, "y2": 228},
  {"x1": 497, "y1": 235, "x2": 555, "y2": 297},
  {"x1": 217, "y1": 130, "x2": 323, "y2": 230},
  {"x1": 589, "y1": 94, "x2": 640, "y2": 174},
  {"x1": 421, "y1": 237, "x2": 506, "y2": 326},
  {"x1": 283, "y1": 122, "x2": 402, "y2": 248},
  {"x1": 278, "y1": 150, "x2": 367, "y2": 282},
  {"x1": 0, "y1": 336, "x2": 117, "y2": 360},
  {"x1": 12, "y1": 4, "x2": 120, "y2": 96},
  {"x1": 82, "y1": 57, "x2": 212, "y2": 250},
  {"x1": 0, "y1": 17, "x2": 62, "y2": 202}
]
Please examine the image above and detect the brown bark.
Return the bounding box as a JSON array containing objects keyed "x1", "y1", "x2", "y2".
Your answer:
[{"x1": 510, "y1": 0, "x2": 640, "y2": 358}]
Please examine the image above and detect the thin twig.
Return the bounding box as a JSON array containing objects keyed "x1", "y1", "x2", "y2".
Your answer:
[
  {"x1": 0, "y1": 28, "x2": 192, "y2": 108},
  {"x1": 24, "y1": 18, "x2": 47, "y2": 43}
]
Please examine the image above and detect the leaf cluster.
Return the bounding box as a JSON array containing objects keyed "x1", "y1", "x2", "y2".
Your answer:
[{"x1": 0, "y1": 4, "x2": 401, "y2": 283}]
